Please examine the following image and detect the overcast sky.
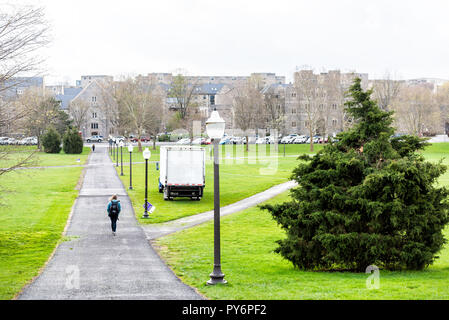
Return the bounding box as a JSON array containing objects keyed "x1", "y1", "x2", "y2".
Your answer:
[{"x1": 10, "y1": 0, "x2": 449, "y2": 85}]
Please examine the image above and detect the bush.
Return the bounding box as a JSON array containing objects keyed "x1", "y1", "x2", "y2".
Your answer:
[
  {"x1": 261, "y1": 78, "x2": 449, "y2": 271},
  {"x1": 41, "y1": 127, "x2": 61, "y2": 154},
  {"x1": 157, "y1": 134, "x2": 170, "y2": 142},
  {"x1": 63, "y1": 128, "x2": 83, "y2": 154}
]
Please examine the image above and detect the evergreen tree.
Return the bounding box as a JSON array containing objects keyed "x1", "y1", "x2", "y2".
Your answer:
[
  {"x1": 262, "y1": 78, "x2": 449, "y2": 271},
  {"x1": 41, "y1": 127, "x2": 61, "y2": 154},
  {"x1": 63, "y1": 128, "x2": 83, "y2": 154}
]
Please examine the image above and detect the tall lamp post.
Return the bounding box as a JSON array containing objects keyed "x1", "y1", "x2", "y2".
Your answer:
[
  {"x1": 206, "y1": 109, "x2": 227, "y2": 285},
  {"x1": 119, "y1": 141, "x2": 124, "y2": 176},
  {"x1": 142, "y1": 148, "x2": 151, "y2": 219},
  {"x1": 116, "y1": 141, "x2": 119, "y2": 167},
  {"x1": 128, "y1": 144, "x2": 133, "y2": 190}
]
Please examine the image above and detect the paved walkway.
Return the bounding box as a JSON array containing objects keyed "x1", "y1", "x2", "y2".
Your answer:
[
  {"x1": 143, "y1": 180, "x2": 297, "y2": 240},
  {"x1": 18, "y1": 145, "x2": 202, "y2": 300}
]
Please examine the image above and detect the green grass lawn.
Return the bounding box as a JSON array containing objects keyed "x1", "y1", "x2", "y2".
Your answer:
[
  {"x1": 154, "y1": 143, "x2": 449, "y2": 299},
  {"x1": 155, "y1": 190, "x2": 449, "y2": 300},
  {"x1": 0, "y1": 146, "x2": 91, "y2": 168},
  {"x1": 115, "y1": 144, "x2": 317, "y2": 224},
  {"x1": 0, "y1": 167, "x2": 83, "y2": 300}
]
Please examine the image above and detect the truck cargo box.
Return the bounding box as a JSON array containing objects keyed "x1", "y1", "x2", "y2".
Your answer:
[{"x1": 159, "y1": 146, "x2": 206, "y2": 200}]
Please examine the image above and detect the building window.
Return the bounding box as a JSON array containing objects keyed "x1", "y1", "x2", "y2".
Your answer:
[
  {"x1": 292, "y1": 108, "x2": 297, "y2": 114},
  {"x1": 332, "y1": 119, "x2": 338, "y2": 127},
  {"x1": 210, "y1": 95, "x2": 215, "y2": 106},
  {"x1": 92, "y1": 112, "x2": 97, "y2": 118},
  {"x1": 92, "y1": 96, "x2": 96, "y2": 102},
  {"x1": 332, "y1": 104, "x2": 337, "y2": 110},
  {"x1": 291, "y1": 92, "x2": 297, "y2": 97},
  {"x1": 91, "y1": 123, "x2": 98, "y2": 129},
  {"x1": 292, "y1": 121, "x2": 296, "y2": 127}
]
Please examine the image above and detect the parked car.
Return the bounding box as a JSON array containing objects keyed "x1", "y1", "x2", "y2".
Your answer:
[
  {"x1": 131, "y1": 136, "x2": 150, "y2": 142},
  {"x1": 280, "y1": 134, "x2": 299, "y2": 144},
  {"x1": 6, "y1": 138, "x2": 17, "y2": 145},
  {"x1": 0, "y1": 137, "x2": 9, "y2": 145},
  {"x1": 292, "y1": 135, "x2": 307, "y2": 144},
  {"x1": 86, "y1": 135, "x2": 103, "y2": 143},
  {"x1": 219, "y1": 137, "x2": 232, "y2": 145},
  {"x1": 176, "y1": 138, "x2": 191, "y2": 145},
  {"x1": 191, "y1": 137, "x2": 203, "y2": 145},
  {"x1": 202, "y1": 138, "x2": 211, "y2": 145},
  {"x1": 256, "y1": 136, "x2": 272, "y2": 144}
]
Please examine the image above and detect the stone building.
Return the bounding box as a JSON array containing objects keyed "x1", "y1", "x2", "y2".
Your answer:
[
  {"x1": 50, "y1": 75, "x2": 114, "y2": 138},
  {"x1": 283, "y1": 70, "x2": 369, "y2": 136}
]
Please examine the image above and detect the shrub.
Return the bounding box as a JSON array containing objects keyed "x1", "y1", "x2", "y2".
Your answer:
[
  {"x1": 261, "y1": 78, "x2": 449, "y2": 271},
  {"x1": 41, "y1": 127, "x2": 61, "y2": 154},
  {"x1": 63, "y1": 128, "x2": 83, "y2": 154}
]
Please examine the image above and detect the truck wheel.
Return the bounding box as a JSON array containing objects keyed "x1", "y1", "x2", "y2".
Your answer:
[{"x1": 159, "y1": 188, "x2": 163, "y2": 193}]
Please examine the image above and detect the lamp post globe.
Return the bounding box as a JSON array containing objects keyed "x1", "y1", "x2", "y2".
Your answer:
[
  {"x1": 206, "y1": 109, "x2": 226, "y2": 140},
  {"x1": 142, "y1": 148, "x2": 151, "y2": 219},
  {"x1": 128, "y1": 144, "x2": 134, "y2": 190},
  {"x1": 205, "y1": 109, "x2": 227, "y2": 285}
]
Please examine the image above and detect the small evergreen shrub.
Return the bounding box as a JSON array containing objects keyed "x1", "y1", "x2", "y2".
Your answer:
[
  {"x1": 63, "y1": 128, "x2": 83, "y2": 154},
  {"x1": 41, "y1": 127, "x2": 61, "y2": 154},
  {"x1": 261, "y1": 78, "x2": 449, "y2": 271}
]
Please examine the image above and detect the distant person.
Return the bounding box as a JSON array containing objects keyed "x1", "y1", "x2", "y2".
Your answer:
[
  {"x1": 92, "y1": 144, "x2": 95, "y2": 152},
  {"x1": 107, "y1": 195, "x2": 121, "y2": 236}
]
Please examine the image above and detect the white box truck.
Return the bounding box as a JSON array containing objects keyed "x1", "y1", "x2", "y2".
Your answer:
[{"x1": 159, "y1": 146, "x2": 206, "y2": 200}]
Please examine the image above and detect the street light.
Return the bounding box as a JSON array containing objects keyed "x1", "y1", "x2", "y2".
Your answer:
[
  {"x1": 119, "y1": 141, "x2": 124, "y2": 176},
  {"x1": 205, "y1": 109, "x2": 227, "y2": 285},
  {"x1": 128, "y1": 144, "x2": 134, "y2": 190},
  {"x1": 142, "y1": 147, "x2": 151, "y2": 219},
  {"x1": 116, "y1": 141, "x2": 119, "y2": 167}
]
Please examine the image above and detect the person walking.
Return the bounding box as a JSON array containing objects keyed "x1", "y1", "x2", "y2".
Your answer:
[
  {"x1": 107, "y1": 195, "x2": 121, "y2": 236},
  {"x1": 92, "y1": 144, "x2": 95, "y2": 152}
]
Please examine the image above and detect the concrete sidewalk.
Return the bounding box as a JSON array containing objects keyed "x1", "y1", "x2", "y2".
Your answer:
[
  {"x1": 143, "y1": 180, "x2": 297, "y2": 240},
  {"x1": 18, "y1": 145, "x2": 202, "y2": 300}
]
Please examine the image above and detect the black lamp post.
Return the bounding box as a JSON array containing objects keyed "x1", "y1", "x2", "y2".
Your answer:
[
  {"x1": 206, "y1": 109, "x2": 227, "y2": 285},
  {"x1": 142, "y1": 148, "x2": 151, "y2": 219},
  {"x1": 116, "y1": 141, "x2": 119, "y2": 167},
  {"x1": 128, "y1": 144, "x2": 133, "y2": 189},
  {"x1": 120, "y1": 141, "x2": 124, "y2": 176}
]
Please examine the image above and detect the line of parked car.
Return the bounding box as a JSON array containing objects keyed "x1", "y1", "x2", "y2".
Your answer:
[
  {"x1": 280, "y1": 134, "x2": 328, "y2": 144},
  {"x1": 0, "y1": 136, "x2": 38, "y2": 145}
]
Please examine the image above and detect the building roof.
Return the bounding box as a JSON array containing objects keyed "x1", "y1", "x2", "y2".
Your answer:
[
  {"x1": 54, "y1": 87, "x2": 83, "y2": 110},
  {"x1": 193, "y1": 83, "x2": 225, "y2": 95}
]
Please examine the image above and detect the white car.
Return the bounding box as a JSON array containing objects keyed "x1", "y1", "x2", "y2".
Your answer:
[
  {"x1": 292, "y1": 135, "x2": 307, "y2": 144},
  {"x1": 176, "y1": 138, "x2": 191, "y2": 145},
  {"x1": 281, "y1": 134, "x2": 298, "y2": 144},
  {"x1": 191, "y1": 138, "x2": 202, "y2": 145}
]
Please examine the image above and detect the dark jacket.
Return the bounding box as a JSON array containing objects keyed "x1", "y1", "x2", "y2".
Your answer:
[{"x1": 107, "y1": 200, "x2": 121, "y2": 216}]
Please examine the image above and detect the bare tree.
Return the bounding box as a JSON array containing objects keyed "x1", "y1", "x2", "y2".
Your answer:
[
  {"x1": 371, "y1": 71, "x2": 403, "y2": 111},
  {"x1": 167, "y1": 72, "x2": 202, "y2": 137},
  {"x1": 263, "y1": 85, "x2": 285, "y2": 135},
  {"x1": 113, "y1": 78, "x2": 164, "y2": 151},
  {"x1": 392, "y1": 85, "x2": 441, "y2": 136},
  {"x1": 0, "y1": 4, "x2": 50, "y2": 179},
  {"x1": 17, "y1": 88, "x2": 65, "y2": 149},
  {"x1": 294, "y1": 69, "x2": 321, "y2": 152},
  {"x1": 232, "y1": 77, "x2": 264, "y2": 151},
  {"x1": 68, "y1": 100, "x2": 90, "y2": 130},
  {"x1": 0, "y1": 5, "x2": 49, "y2": 88}
]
